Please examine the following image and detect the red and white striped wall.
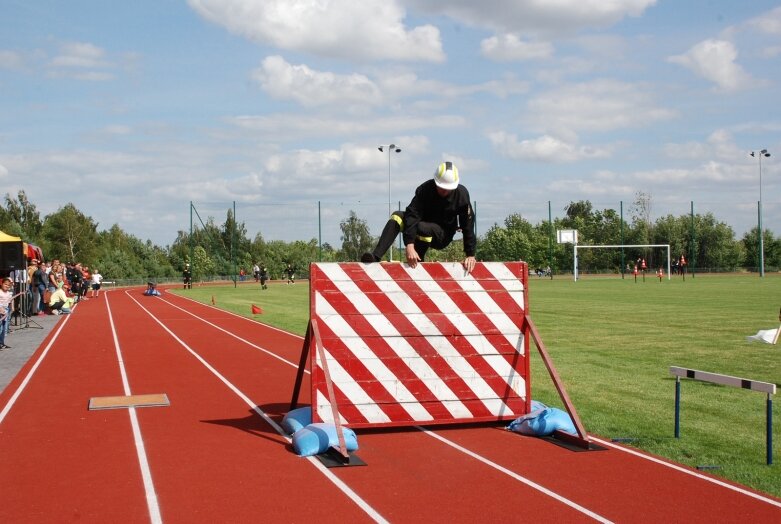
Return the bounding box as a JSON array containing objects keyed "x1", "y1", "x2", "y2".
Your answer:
[{"x1": 307, "y1": 261, "x2": 530, "y2": 429}]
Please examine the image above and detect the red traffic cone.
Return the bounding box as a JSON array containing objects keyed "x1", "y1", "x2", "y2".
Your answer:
[{"x1": 251, "y1": 304, "x2": 263, "y2": 315}]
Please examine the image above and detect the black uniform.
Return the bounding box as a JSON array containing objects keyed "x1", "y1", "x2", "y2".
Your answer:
[
  {"x1": 182, "y1": 266, "x2": 192, "y2": 289},
  {"x1": 259, "y1": 266, "x2": 268, "y2": 289},
  {"x1": 366, "y1": 179, "x2": 476, "y2": 262},
  {"x1": 66, "y1": 265, "x2": 83, "y2": 301}
]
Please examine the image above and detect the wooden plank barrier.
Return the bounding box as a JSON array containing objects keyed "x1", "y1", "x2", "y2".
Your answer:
[
  {"x1": 310, "y1": 261, "x2": 530, "y2": 427},
  {"x1": 290, "y1": 261, "x2": 591, "y2": 457}
]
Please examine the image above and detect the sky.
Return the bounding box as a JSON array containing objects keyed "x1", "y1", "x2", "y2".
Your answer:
[{"x1": 1, "y1": 0, "x2": 780, "y2": 249}]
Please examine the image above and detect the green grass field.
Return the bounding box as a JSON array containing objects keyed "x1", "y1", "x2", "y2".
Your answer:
[{"x1": 170, "y1": 273, "x2": 781, "y2": 498}]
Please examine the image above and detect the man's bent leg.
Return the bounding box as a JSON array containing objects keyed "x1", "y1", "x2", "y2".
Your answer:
[
  {"x1": 414, "y1": 221, "x2": 452, "y2": 261},
  {"x1": 362, "y1": 212, "x2": 404, "y2": 262}
]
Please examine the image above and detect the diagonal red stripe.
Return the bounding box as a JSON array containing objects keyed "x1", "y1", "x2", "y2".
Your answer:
[
  {"x1": 383, "y1": 264, "x2": 525, "y2": 414},
  {"x1": 313, "y1": 315, "x2": 415, "y2": 424}
]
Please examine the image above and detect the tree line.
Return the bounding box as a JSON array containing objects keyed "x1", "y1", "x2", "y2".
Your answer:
[{"x1": 1, "y1": 190, "x2": 777, "y2": 282}]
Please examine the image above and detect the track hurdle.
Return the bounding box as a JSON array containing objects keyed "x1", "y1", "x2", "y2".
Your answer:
[
  {"x1": 670, "y1": 366, "x2": 776, "y2": 465},
  {"x1": 290, "y1": 261, "x2": 591, "y2": 461}
]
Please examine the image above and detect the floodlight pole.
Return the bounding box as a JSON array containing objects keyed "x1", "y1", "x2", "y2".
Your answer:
[
  {"x1": 378, "y1": 144, "x2": 401, "y2": 262},
  {"x1": 189, "y1": 201, "x2": 193, "y2": 276},
  {"x1": 232, "y1": 201, "x2": 237, "y2": 288},
  {"x1": 548, "y1": 201, "x2": 553, "y2": 278},
  {"x1": 620, "y1": 201, "x2": 625, "y2": 278},
  {"x1": 751, "y1": 149, "x2": 771, "y2": 277}
]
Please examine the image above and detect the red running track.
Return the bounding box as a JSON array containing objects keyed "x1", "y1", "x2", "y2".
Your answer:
[{"x1": 1, "y1": 288, "x2": 780, "y2": 523}]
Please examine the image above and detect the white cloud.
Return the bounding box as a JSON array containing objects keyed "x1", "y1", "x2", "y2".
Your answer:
[
  {"x1": 662, "y1": 141, "x2": 709, "y2": 160},
  {"x1": 632, "y1": 162, "x2": 744, "y2": 185},
  {"x1": 481, "y1": 34, "x2": 553, "y2": 61},
  {"x1": 549, "y1": 177, "x2": 635, "y2": 196},
  {"x1": 630, "y1": 130, "x2": 764, "y2": 195},
  {"x1": 487, "y1": 132, "x2": 610, "y2": 162},
  {"x1": 761, "y1": 45, "x2": 781, "y2": 58},
  {"x1": 663, "y1": 129, "x2": 758, "y2": 168},
  {"x1": 373, "y1": 70, "x2": 529, "y2": 100},
  {"x1": 438, "y1": 154, "x2": 489, "y2": 175},
  {"x1": 406, "y1": 0, "x2": 656, "y2": 36},
  {"x1": 103, "y1": 125, "x2": 132, "y2": 135},
  {"x1": 704, "y1": 129, "x2": 747, "y2": 161},
  {"x1": 227, "y1": 113, "x2": 466, "y2": 140},
  {"x1": 252, "y1": 56, "x2": 382, "y2": 109},
  {"x1": 47, "y1": 41, "x2": 114, "y2": 81},
  {"x1": 574, "y1": 34, "x2": 629, "y2": 61},
  {"x1": 188, "y1": 0, "x2": 444, "y2": 62},
  {"x1": 3, "y1": 0, "x2": 778, "y2": 247},
  {"x1": 50, "y1": 42, "x2": 108, "y2": 68},
  {"x1": 746, "y1": 6, "x2": 781, "y2": 35},
  {"x1": 526, "y1": 79, "x2": 676, "y2": 135},
  {"x1": 0, "y1": 50, "x2": 22, "y2": 69},
  {"x1": 262, "y1": 148, "x2": 381, "y2": 199},
  {"x1": 668, "y1": 39, "x2": 755, "y2": 92}
]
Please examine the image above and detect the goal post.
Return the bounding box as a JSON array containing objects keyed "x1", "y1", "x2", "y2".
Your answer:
[{"x1": 574, "y1": 244, "x2": 670, "y2": 281}]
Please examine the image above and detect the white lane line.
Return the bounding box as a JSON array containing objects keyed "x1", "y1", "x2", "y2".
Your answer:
[
  {"x1": 105, "y1": 293, "x2": 164, "y2": 524},
  {"x1": 158, "y1": 294, "x2": 306, "y2": 372},
  {"x1": 420, "y1": 428, "x2": 614, "y2": 523},
  {"x1": 165, "y1": 291, "x2": 781, "y2": 514},
  {"x1": 168, "y1": 291, "x2": 303, "y2": 339},
  {"x1": 590, "y1": 437, "x2": 781, "y2": 509},
  {"x1": 169, "y1": 290, "x2": 781, "y2": 511},
  {"x1": 0, "y1": 313, "x2": 72, "y2": 425},
  {"x1": 153, "y1": 291, "x2": 612, "y2": 521},
  {"x1": 125, "y1": 291, "x2": 388, "y2": 524}
]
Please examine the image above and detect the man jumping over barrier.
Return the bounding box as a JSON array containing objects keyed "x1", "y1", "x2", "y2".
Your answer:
[{"x1": 361, "y1": 161, "x2": 477, "y2": 274}]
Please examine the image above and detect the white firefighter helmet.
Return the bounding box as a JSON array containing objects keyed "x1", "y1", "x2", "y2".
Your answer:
[{"x1": 433, "y1": 161, "x2": 459, "y2": 190}]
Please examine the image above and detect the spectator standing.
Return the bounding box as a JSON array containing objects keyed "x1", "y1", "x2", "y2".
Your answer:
[
  {"x1": 0, "y1": 277, "x2": 14, "y2": 349},
  {"x1": 80, "y1": 265, "x2": 91, "y2": 301},
  {"x1": 32, "y1": 260, "x2": 48, "y2": 315},
  {"x1": 65, "y1": 262, "x2": 83, "y2": 302},
  {"x1": 90, "y1": 269, "x2": 103, "y2": 297},
  {"x1": 28, "y1": 259, "x2": 41, "y2": 315},
  {"x1": 48, "y1": 261, "x2": 61, "y2": 292},
  {"x1": 11, "y1": 268, "x2": 25, "y2": 330}
]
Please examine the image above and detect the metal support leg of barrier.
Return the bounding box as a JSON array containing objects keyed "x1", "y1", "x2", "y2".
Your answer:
[
  {"x1": 674, "y1": 377, "x2": 681, "y2": 439},
  {"x1": 767, "y1": 395, "x2": 773, "y2": 466},
  {"x1": 289, "y1": 323, "x2": 312, "y2": 411}
]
